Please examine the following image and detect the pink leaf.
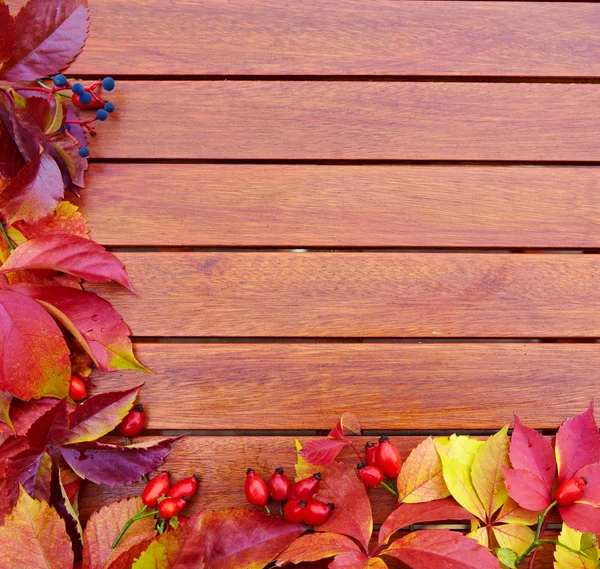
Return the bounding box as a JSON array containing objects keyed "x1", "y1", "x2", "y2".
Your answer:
[
  {"x1": 556, "y1": 402, "x2": 600, "y2": 482},
  {"x1": 0, "y1": 235, "x2": 134, "y2": 291},
  {"x1": 328, "y1": 551, "x2": 370, "y2": 569},
  {"x1": 382, "y1": 529, "x2": 500, "y2": 569},
  {"x1": 276, "y1": 532, "x2": 361, "y2": 565},
  {"x1": 509, "y1": 415, "x2": 555, "y2": 491},
  {"x1": 574, "y1": 461, "x2": 600, "y2": 507},
  {"x1": 378, "y1": 498, "x2": 472, "y2": 546},
  {"x1": 558, "y1": 502, "x2": 600, "y2": 535},
  {"x1": 1, "y1": 0, "x2": 89, "y2": 81},
  {"x1": 502, "y1": 467, "x2": 552, "y2": 511},
  {"x1": 300, "y1": 439, "x2": 349, "y2": 466}
]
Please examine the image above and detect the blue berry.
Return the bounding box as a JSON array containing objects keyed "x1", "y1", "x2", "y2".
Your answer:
[
  {"x1": 53, "y1": 74, "x2": 67, "y2": 87},
  {"x1": 104, "y1": 102, "x2": 115, "y2": 113},
  {"x1": 65, "y1": 123, "x2": 71, "y2": 132},
  {"x1": 71, "y1": 82, "x2": 85, "y2": 95},
  {"x1": 102, "y1": 77, "x2": 116, "y2": 91},
  {"x1": 96, "y1": 109, "x2": 108, "y2": 121},
  {"x1": 79, "y1": 92, "x2": 92, "y2": 105},
  {"x1": 78, "y1": 147, "x2": 90, "y2": 158}
]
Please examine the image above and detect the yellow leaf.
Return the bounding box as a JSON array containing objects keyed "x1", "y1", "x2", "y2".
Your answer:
[
  {"x1": 493, "y1": 523, "x2": 535, "y2": 557},
  {"x1": 435, "y1": 434, "x2": 483, "y2": 467},
  {"x1": 368, "y1": 558, "x2": 388, "y2": 569},
  {"x1": 294, "y1": 439, "x2": 319, "y2": 481},
  {"x1": 437, "y1": 451, "x2": 486, "y2": 521},
  {"x1": 553, "y1": 524, "x2": 599, "y2": 569},
  {"x1": 495, "y1": 497, "x2": 539, "y2": 526},
  {"x1": 467, "y1": 525, "x2": 489, "y2": 548},
  {"x1": 471, "y1": 426, "x2": 510, "y2": 518}
]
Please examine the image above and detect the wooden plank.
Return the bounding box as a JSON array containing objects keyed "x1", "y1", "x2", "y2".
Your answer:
[
  {"x1": 78, "y1": 164, "x2": 600, "y2": 248},
  {"x1": 94, "y1": 343, "x2": 600, "y2": 431},
  {"x1": 26, "y1": 0, "x2": 600, "y2": 78},
  {"x1": 87, "y1": 252, "x2": 600, "y2": 338},
  {"x1": 88, "y1": 81, "x2": 600, "y2": 161}
]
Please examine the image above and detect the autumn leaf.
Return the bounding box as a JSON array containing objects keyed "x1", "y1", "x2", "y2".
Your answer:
[
  {"x1": 0, "y1": 234, "x2": 134, "y2": 291},
  {"x1": 378, "y1": 498, "x2": 472, "y2": 547},
  {"x1": 314, "y1": 461, "x2": 373, "y2": 552},
  {"x1": 50, "y1": 459, "x2": 83, "y2": 559},
  {"x1": 0, "y1": 0, "x2": 89, "y2": 81},
  {"x1": 0, "y1": 150, "x2": 63, "y2": 224},
  {"x1": 300, "y1": 413, "x2": 362, "y2": 466},
  {"x1": 0, "y1": 486, "x2": 73, "y2": 569},
  {"x1": 0, "y1": 288, "x2": 70, "y2": 400},
  {"x1": 0, "y1": 3, "x2": 15, "y2": 65},
  {"x1": 8, "y1": 283, "x2": 148, "y2": 372},
  {"x1": 471, "y1": 426, "x2": 510, "y2": 518},
  {"x1": 493, "y1": 497, "x2": 539, "y2": 526},
  {"x1": 131, "y1": 529, "x2": 185, "y2": 569},
  {"x1": 380, "y1": 529, "x2": 501, "y2": 569},
  {"x1": 0, "y1": 102, "x2": 26, "y2": 181},
  {"x1": 435, "y1": 434, "x2": 483, "y2": 464},
  {"x1": 276, "y1": 533, "x2": 361, "y2": 565},
  {"x1": 82, "y1": 497, "x2": 156, "y2": 569},
  {"x1": 558, "y1": 502, "x2": 600, "y2": 535},
  {"x1": 491, "y1": 523, "x2": 535, "y2": 557},
  {"x1": 328, "y1": 413, "x2": 362, "y2": 439},
  {"x1": 0, "y1": 392, "x2": 12, "y2": 430},
  {"x1": 328, "y1": 550, "x2": 370, "y2": 569},
  {"x1": 397, "y1": 436, "x2": 449, "y2": 504},
  {"x1": 502, "y1": 468, "x2": 552, "y2": 511},
  {"x1": 554, "y1": 524, "x2": 599, "y2": 569},
  {"x1": 11, "y1": 91, "x2": 53, "y2": 134},
  {"x1": 295, "y1": 439, "x2": 320, "y2": 481},
  {"x1": 15, "y1": 200, "x2": 89, "y2": 240}
]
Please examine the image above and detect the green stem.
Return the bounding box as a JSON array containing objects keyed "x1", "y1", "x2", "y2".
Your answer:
[
  {"x1": 515, "y1": 501, "x2": 557, "y2": 565},
  {"x1": 112, "y1": 506, "x2": 157, "y2": 548},
  {"x1": 0, "y1": 221, "x2": 14, "y2": 252},
  {"x1": 380, "y1": 480, "x2": 398, "y2": 498},
  {"x1": 537, "y1": 540, "x2": 599, "y2": 562}
]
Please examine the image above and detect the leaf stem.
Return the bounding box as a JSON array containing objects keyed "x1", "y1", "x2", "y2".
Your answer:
[
  {"x1": 515, "y1": 501, "x2": 557, "y2": 566},
  {"x1": 264, "y1": 505, "x2": 272, "y2": 515},
  {"x1": 537, "y1": 540, "x2": 598, "y2": 562},
  {"x1": 0, "y1": 221, "x2": 15, "y2": 252},
  {"x1": 112, "y1": 505, "x2": 157, "y2": 549},
  {"x1": 380, "y1": 480, "x2": 398, "y2": 498}
]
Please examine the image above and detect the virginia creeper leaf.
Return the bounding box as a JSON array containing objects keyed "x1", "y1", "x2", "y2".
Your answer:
[
  {"x1": 8, "y1": 283, "x2": 147, "y2": 372},
  {"x1": 0, "y1": 103, "x2": 26, "y2": 181},
  {"x1": 15, "y1": 200, "x2": 89, "y2": 240},
  {"x1": 0, "y1": 289, "x2": 70, "y2": 400},
  {"x1": 378, "y1": 498, "x2": 472, "y2": 546},
  {"x1": 0, "y1": 392, "x2": 12, "y2": 430},
  {"x1": 0, "y1": 3, "x2": 15, "y2": 65},
  {"x1": 558, "y1": 502, "x2": 600, "y2": 535},
  {"x1": 45, "y1": 95, "x2": 65, "y2": 135},
  {"x1": 6, "y1": 448, "x2": 52, "y2": 502},
  {"x1": 471, "y1": 425, "x2": 510, "y2": 518},
  {"x1": 328, "y1": 412, "x2": 361, "y2": 439},
  {"x1": 397, "y1": 436, "x2": 449, "y2": 504},
  {"x1": 556, "y1": 402, "x2": 600, "y2": 483},
  {"x1": 328, "y1": 551, "x2": 370, "y2": 569},
  {"x1": 276, "y1": 533, "x2": 361, "y2": 565},
  {"x1": 313, "y1": 461, "x2": 372, "y2": 552},
  {"x1": 502, "y1": 468, "x2": 552, "y2": 511},
  {"x1": 131, "y1": 529, "x2": 186, "y2": 569},
  {"x1": 554, "y1": 524, "x2": 598, "y2": 569},
  {"x1": 11, "y1": 92, "x2": 52, "y2": 133},
  {"x1": 491, "y1": 523, "x2": 535, "y2": 557},
  {"x1": 0, "y1": 234, "x2": 134, "y2": 291},
  {"x1": 47, "y1": 131, "x2": 88, "y2": 189},
  {"x1": 82, "y1": 496, "x2": 156, "y2": 569},
  {"x1": 466, "y1": 525, "x2": 488, "y2": 548},
  {"x1": 0, "y1": 150, "x2": 63, "y2": 224},
  {"x1": 1, "y1": 0, "x2": 89, "y2": 81},
  {"x1": 300, "y1": 439, "x2": 349, "y2": 466},
  {"x1": 0, "y1": 487, "x2": 73, "y2": 569},
  {"x1": 62, "y1": 386, "x2": 142, "y2": 444},
  {"x1": 493, "y1": 497, "x2": 539, "y2": 526},
  {"x1": 435, "y1": 435, "x2": 483, "y2": 466},
  {"x1": 60, "y1": 436, "x2": 179, "y2": 486},
  {"x1": 495, "y1": 548, "x2": 518, "y2": 569},
  {"x1": 64, "y1": 106, "x2": 87, "y2": 147},
  {"x1": 574, "y1": 461, "x2": 600, "y2": 507},
  {"x1": 381, "y1": 529, "x2": 501, "y2": 569},
  {"x1": 295, "y1": 439, "x2": 320, "y2": 481}
]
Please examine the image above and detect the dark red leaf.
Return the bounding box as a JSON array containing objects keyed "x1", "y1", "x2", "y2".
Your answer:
[
  {"x1": 47, "y1": 131, "x2": 88, "y2": 189},
  {"x1": 0, "y1": 101, "x2": 25, "y2": 181},
  {"x1": 502, "y1": 467, "x2": 552, "y2": 511},
  {"x1": 276, "y1": 532, "x2": 361, "y2": 565},
  {"x1": 300, "y1": 439, "x2": 349, "y2": 466},
  {"x1": 12, "y1": 94, "x2": 52, "y2": 134},
  {"x1": 0, "y1": 3, "x2": 15, "y2": 64},
  {"x1": 25, "y1": 398, "x2": 69, "y2": 448},
  {"x1": 1, "y1": 0, "x2": 89, "y2": 81}
]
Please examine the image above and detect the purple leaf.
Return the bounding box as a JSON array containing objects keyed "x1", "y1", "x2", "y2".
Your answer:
[
  {"x1": 0, "y1": 99, "x2": 25, "y2": 181},
  {"x1": 7, "y1": 447, "x2": 51, "y2": 502},
  {"x1": 26, "y1": 398, "x2": 69, "y2": 448},
  {"x1": 0, "y1": 3, "x2": 15, "y2": 65},
  {"x1": 12, "y1": 94, "x2": 52, "y2": 134},
  {"x1": 60, "y1": 437, "x2": 179, "y2": 486},
  {"x1": 300, "y1": 439, "x2": 349, "y2": 466},
  {"x1": 555, "y1": 401, "x2": 600, "y2": 482},
  {"x1": 1, "y1": 0, "x2": 89, "y2": 81},
  {"x1": 50, "y1": 460, "x2": 83, "y2": 559},
  {"x1": 47, "y1": 131, "x2": 87, "y2": 188},
  {"x1": 502, "y1": 467, "x2": 552, "y2": 511},
  {"x1": 64, "y1": 107, "x2": 87, "y2": 147}
]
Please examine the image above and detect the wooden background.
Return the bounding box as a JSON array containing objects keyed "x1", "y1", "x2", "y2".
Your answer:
[{"x1": 17, "y1": 0, "x2": 600, "y2": 566}]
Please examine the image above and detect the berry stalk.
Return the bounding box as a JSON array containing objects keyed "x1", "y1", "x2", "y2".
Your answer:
[{"x1": 111, "y1": 506, "x2": 158, "y2": 549}]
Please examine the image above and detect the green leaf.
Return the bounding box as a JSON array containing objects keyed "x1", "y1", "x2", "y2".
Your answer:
[{"x1": 495, "y1": 548, "x2": 518, "y2": 569}]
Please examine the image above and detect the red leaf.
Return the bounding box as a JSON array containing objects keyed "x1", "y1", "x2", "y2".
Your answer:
[
  {"x1": 8, "y1": 284, "x2": 146, "y2": 372},
  {"x1": 328, "y1": 413, "x2": 362, "y2": 439},
  {"x1": 14, "y1": 200, "x2": 89, "y2": 240},
  {"x1": 556, "y1": 402, "x2": 600, "y2": 482},
  {"x1": 558, "y1": 502, "x2": 600, "y2": 535},
  {"x1": 6, "y1": 397, "x2": 63, "y2": 436},
  {"x1": 328, "y1": 551, "x2": 370, "y2": 569},
  {"x1": 576, "y1": 461, "x2": 600, "y2": 507},
  {"x1": 314, "y1": 461, "x2": 372, "y2": 552},
  {"x1": 47, "y1": 132, "x2": 88, "y2": 189},
  {"x1": 0, "y1": 235, "x2": 134, "y2": 291},
  {"x1": 1, "y1": 0, "x2": 89, "y2": 81},
  {"x1": 382, "y1": 529, "x2": 500, "y2": 569},
  {"x1": 509, "y1": 415, "x2": 555, "y2": 492},
  {"x1": 502, "y1": 467, "x2": 552, "y2": 511},
  {"x1": 0, "y1": 151, "x2": 63, "y2": 224},
  {"x1": 0, "y1": 289, "x2": 70, "y2": 400},
  {"x1": 60, "y1": 436, "x2": 179, "y2": 486},
  {"x1": 276, "y1": 532, "x2": 361, "y2": 565},
  {"x1": 0, "y1": 3, "x2": 15, "y2": 65},
  {"x1": 12, "y1": 94, "x2": 52, "y2": 134},
  {"x1": 378, "y1": 498, "x2": 472, "y2": 546},
  {"x1": 24, "y1": 398, "x2": 69, "y2": 449},
  {"x1": 300, "y1": 439, "x2": 349, "y2": 466},
  {"x1": 0, "y1": 103, "x2": 26, "y2": 181}
]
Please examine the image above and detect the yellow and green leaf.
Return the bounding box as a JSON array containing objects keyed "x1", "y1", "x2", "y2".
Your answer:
[{"x1": 492, "y1": 523, "x2": 535, "y2": 558}]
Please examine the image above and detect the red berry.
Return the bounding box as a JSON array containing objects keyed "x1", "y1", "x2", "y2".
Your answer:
[
  {"x1": 365, "y1": 441, "x2": 377, "y2": 466},
  {"x1": 268, "y1": 467, "x2": 291, "y2": 502},
  {"x1": 142, "y1": 471, "x2": 170, "y2": 507},
  {"x1": 556, "y1": 477, "x2": 586, "y2": 506},
  {"x1": 69, "y1": 376, "x2": 87, "y2": 401},
  {"x1": 244, "y1": 468, "x2": 269, "y2": 507},
  {"x1": 283, "y1": 500, "x2": 306, "y2": 523},
  {"x1": 304, "y1": 500, "x2": 334, "y2": 526},
  {"x1": 72, "y1": 92, "x2": 104, "y2": 110},
  {"x1": 168, "y1": 475, "x2": 200, "y2": 499},
  {"x1": 158, "y1": 496, "x2": 189, "y2": 519},
  {"x1": 375, "y1": 437, "x2": 402, "y2": 479},
  {"x1": 119, "y1": 404, "x2": 145, "y2": 437},
  {"x1": 289, "y1": 473, "x2": 322, "y2": 501},
  {"x1": 357, "y1": 463, "x2": 384, "y2": 487}
]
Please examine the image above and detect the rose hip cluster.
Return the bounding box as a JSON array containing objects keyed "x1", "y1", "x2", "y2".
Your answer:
[
  {"x1": 358, "y1": 436, "x2": 402, "y2": 490},
  {"x1": 244, "y1": 468, "x2": 334, "y2": 526}
]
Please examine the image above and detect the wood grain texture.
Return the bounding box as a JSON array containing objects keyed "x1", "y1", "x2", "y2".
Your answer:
[
  {"x1": 94, "y1": 343, "x2": 600, "y2": 431},
  {"x1": 22, "y1": 0, "x2": 600, "y2": 78},
  {"x1": 87, "y1": 252, "x2": 600, "y2": 338},
  {"x1": 78, "y1": 164, "x2": 600, "y2": 248},
  {"x1": 88, "y1": 81, "x2": 600, "y2": 161}
]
